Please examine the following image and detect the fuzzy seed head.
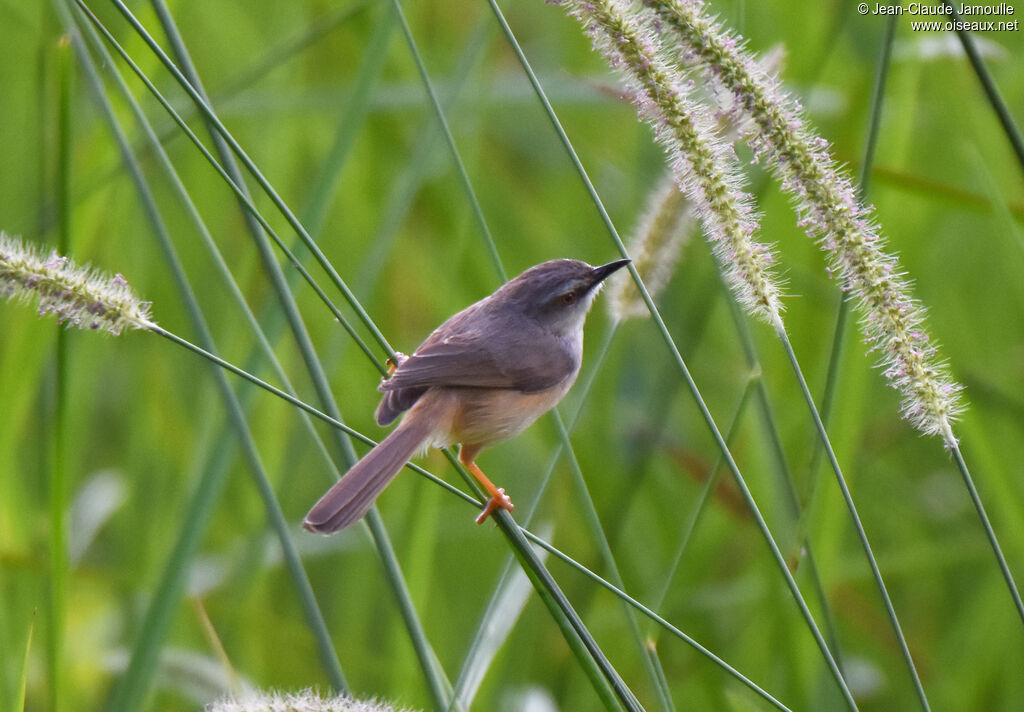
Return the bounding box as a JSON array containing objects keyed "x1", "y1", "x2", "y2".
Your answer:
[
  {"x1": 206, "y1": 689, "x2": 418, "y2": 712},
  {"x1": 0, "y1": 232, "x2": 155, "y2": 335},
  {"x1": 562, "y1": 0, "x2": 785, "y2": 328},
  {"x1": 651, "y1": 0, "x2": 964, "y2": 441},
  {"x1": 607, "y1": 173, "x2": 694, "y2": 321}
]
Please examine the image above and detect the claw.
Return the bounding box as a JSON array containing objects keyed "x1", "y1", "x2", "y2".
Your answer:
[{"x1": 475, "y1": 488, "x2": 514, "y2": 524}]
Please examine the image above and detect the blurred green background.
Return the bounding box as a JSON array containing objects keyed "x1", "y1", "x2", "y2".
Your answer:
[{"x1": 1, "y1": 0, "x2": 1022, "y2": 710}]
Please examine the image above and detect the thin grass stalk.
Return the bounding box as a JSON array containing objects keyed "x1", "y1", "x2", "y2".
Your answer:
[
  {"x1": 43, "y1": 1, "x2": 371, "y2": 241},
  {"x1": 796, "y1": 7, "x2": 897, "y2": 585},
  {"x1": 447, "y1": 551, "x2": 534, "y2": 711},
  {"x1": 140, "y1": 321, "x2": 790, "y2": 709},
  {"x1": 69, "y1": 2, "x2": 355, "y2": 695},
  {"x1": 486, "y1": 2, "x2": 854, "y2": 706},
  {"x1": 493, "y1": 510, "x2": 640, "y2": 712},
  {"x1": 649, "y1": 374, "x2": 756, "y2": 617},
  {"x1": 46, "y1": 33, "x2": 73, "y2": 712},
  {"x1": 448, "y1": 532, "x2": 562, "y2": 710},
  {"x1": 551, "y1": 412, "x2": 674, "y2": 710},
  {"x1": 107, "y1": 0, "x2": 398, "y2": 359},
  {"x1": 643, "y1": 640, "x2": 675, "y2": 712},
  {"x1": 722, "y1": 288, "x2": 845, "y2": 668},
  {"x1": 795, "y1": 298, "x2": 849, "y2": 549},
  {"x1": 946, "y1": 6, "x2": 1024, "y2": 177},
  {"x1": 299, "y1": 1, "x2": 396, "y2": 238},
  {"x1": 431, "y1": 442, "x2": 640, "y2": 710},
  {"x1": 147, "y1": 327, "x2": 476, "y2": 505},
  {"x1": 354, "y1": 17, "x2": 492, "y2": 297},
  {"x1": 938, "y1": 10, "x2": 1024, "y2": 619},
  {"x1": 949, "y1": 440, "x2": 1024, "y2": 623},
  {"x1": 778, "y1": 330, "x2": 930, "y2": 708},
  {"x1": 393, "y1": 6, "x2": 662, "y2": 702},
  {"x1": 363, "y1": 514, "x2": 458, "y2": 711},
  {"x1": 56, "y1": 13, "x2": 349, "y2": 708},
  {"x1": 519, "y1": 528, "x2": 791, "y2": 712},
  {"x1": 72, "y1": 0, "x2": 385, "y2": 374},
  {"x1": 390, "y1": 0, "x2": 504, "y2": 280}
]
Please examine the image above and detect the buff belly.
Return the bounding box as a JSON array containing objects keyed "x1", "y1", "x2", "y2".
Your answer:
[{"x1": 415, "y1": 379, "x2": 577, "y2": 451}]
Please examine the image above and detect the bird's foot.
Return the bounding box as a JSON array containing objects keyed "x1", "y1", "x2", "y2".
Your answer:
[
  {"x1": 475, "y1": 488, "x2": 514, "y2": 524},
  {"x1": 385, "y1": 352, "x2": 408, "y2": 376}
]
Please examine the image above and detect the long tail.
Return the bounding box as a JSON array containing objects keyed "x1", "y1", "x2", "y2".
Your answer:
[{"x1": 303, "y1": 415, "x2": 432, "y2": 533}]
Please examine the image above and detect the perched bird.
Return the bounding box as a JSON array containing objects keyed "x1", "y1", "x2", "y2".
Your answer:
[{"x1": 303, "y1": 257, "x2": 630, "y2": 533}]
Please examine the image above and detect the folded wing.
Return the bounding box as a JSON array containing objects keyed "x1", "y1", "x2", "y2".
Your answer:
[{"x1": 375, "y1": 311, "x2": 575, "y2": 425}]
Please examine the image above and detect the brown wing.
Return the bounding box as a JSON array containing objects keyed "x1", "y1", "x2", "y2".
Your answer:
[{"x1": 375, "y1": 304, "x2": 576, "y2": 425}]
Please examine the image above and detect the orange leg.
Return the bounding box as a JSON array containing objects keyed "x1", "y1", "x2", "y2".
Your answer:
[{"x1": 459, "y1": 445, "x2": 514, "y2": 524}]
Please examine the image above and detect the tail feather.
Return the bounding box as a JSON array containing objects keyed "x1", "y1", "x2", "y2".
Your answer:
[{"x1": 303, "y1": 417, "x2": 431, "y2": 533}]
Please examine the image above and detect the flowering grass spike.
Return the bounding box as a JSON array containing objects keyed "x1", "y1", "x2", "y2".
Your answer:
[
  {"x1": 607, "y1": 173, "x2": 694, "y2": 322},
  {"x1": 206, "y1": 689, "x2": 418, "y2": 712},
  {"x1": 650, "y1": 0, "x2": 964, "y2": 442},
  {"x1": 557, "y1": 0, "x2": 785, "y2": 329},
  {"x1": 0, "y1": 232, "x2": 155, "y2": 335}
]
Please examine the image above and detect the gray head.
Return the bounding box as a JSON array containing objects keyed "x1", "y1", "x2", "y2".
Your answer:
[{"x1": 492, "y1": 258, "x2": 631, "y2": 334}]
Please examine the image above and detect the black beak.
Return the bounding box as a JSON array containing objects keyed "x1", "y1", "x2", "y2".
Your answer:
[{"x1": 589, "y1": 258, "x2": 631, "y2": 285}]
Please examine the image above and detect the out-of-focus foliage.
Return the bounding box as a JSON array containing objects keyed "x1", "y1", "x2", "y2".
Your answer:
[{"x1": 0, "y1": 1, "x2": 1022, "y2": 710}]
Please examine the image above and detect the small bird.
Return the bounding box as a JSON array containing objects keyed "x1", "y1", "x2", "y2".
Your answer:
[{"x1": 303, "y1": 257, "x2": 631, "y2": 533}]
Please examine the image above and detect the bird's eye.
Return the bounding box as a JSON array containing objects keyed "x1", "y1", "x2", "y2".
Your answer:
[{"x1": 561, "y1": 292, "x2": 577, "y2": 306}]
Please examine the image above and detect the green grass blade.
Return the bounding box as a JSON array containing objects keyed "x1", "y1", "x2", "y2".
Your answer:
[
  {"x1": 950, "y1": 441, "x2": 1024, "y2": 623},
  {"x1": 59, "y1": 8, "x2": 349, "y2": 705},
  {"x1": 643, "y1": 639, "x2": 676, "y2": 712},
  {"x1": 723, "y1": 286, "x2": 846, "y2": 670},
  {"x1": 107, "y1": 0, "x2": 398, "y2": 358},
  {"x1": 393, "y1": 4, "x2": 651, "y2": 704},
  {"x1": 149, "y1": 4, "x2": 458, "y2": 702},
  {"x1": 946, "y1": 6, "x2": 1024, "y2": 177},
  {"x1": 494, "y1": 512, "x2": 637, "y2": 712},
  {"x1": 299, "y1": 1, "x2": 396, "y2": 238},
  {"x1": 485, "y1": 2, "x2": 854, "y2": 706},
  {"x1": 71, "y1": 0, "x2": 384, "y2": 373},
  {"x1": 450, "y1": 530, "x2": 543, "y2": 710},
  {"x1": 520, "y1": 528, "x2": 792, "y2": 712},
  {"x1": 45, "y1": 31, "x2": 72, "y2": 712},
  {"x1": 12, "y1": 619, "x2": 33, "y2": 712},
  {"x1": 777, "y1": 329, "x2": 930, "y2": 709},
  {"x1": 391, "y1": 0, "x2": 504, "y2": 280}
]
